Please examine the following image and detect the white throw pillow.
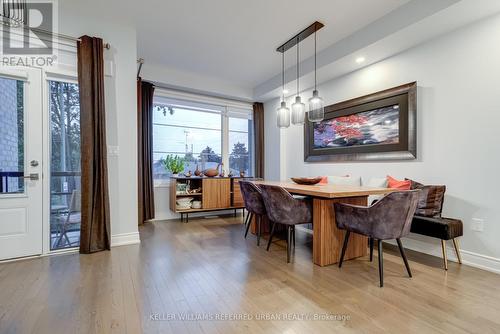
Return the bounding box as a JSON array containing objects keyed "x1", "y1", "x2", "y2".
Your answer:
[
  {"x1": 364, "y1": 177, "x2": 388, "y2": 188},
  {"x1": 327, "y1": 175, "x2": 361, "y2": 186}
]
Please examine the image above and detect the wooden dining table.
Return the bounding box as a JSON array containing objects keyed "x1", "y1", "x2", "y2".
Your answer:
[{"x1": 253, "y1": 180, "x2": 395, "y2": 267}]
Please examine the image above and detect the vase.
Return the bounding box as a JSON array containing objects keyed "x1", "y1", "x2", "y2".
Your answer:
[{"x1": 194, "y1": 164, "x2": 201, "y2": 176}]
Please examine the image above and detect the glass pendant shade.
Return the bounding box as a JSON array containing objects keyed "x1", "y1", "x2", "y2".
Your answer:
[
  {"x1": 308, "y1": 90, "x2": 324, "y2": 122},
  {"x1": 291, "y1": 96, "x2": 306, "y2": 125},
  {"x1": 277, "y1": 101, "x2": 290, "y2": 128}
]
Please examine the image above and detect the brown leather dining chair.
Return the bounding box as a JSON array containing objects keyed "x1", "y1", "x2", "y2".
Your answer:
[
  {"x1": 334, "y1": 190, "x2": 420, "y2": 287},
  {"x1": 239, "y1": 180, "x2": 267, "y2": 246},
  {"x1": 259, "y1": 184, "x2": 312, "y2": 263}
]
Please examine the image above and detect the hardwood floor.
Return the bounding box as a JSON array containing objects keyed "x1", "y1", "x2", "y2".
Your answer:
[{"x1": 1, "y1": 215, "x2": 500, "y2": 333}]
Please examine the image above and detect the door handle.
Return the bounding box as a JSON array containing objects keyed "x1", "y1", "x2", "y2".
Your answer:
[{"x1": 22, "y1": 173, "x2": 39, "y2": 181}]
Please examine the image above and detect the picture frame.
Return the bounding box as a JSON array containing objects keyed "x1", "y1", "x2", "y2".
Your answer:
[{"x1": 304, "y1": 82, "x2": 417, "y2": 162}]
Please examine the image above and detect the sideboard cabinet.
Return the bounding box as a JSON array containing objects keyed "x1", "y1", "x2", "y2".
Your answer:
[{"x1": 169, "y1": 176, "x2": 251, "y2": 222}]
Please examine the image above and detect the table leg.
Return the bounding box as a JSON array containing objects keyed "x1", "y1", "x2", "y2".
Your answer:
[{"x1": 313, "y1": 196, "x2": 368, "y2": 266}]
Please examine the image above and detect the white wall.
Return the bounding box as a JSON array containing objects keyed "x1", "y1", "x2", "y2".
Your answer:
[
  {"x1": 58, "y1": 1, "x2": 140, "y2": 245},
  {"x1": 264, "y1": 13, "x2": 500, "y2": 272}
]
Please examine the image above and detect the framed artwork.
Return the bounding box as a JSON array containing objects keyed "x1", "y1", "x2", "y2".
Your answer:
[{"x1": 304, "y1": 82, "x2": 417, "y2": 162}]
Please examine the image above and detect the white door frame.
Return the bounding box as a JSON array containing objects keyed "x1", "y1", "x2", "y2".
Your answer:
[{"x1": 0, "y1": 67, "x2": 80, "y2": 261}]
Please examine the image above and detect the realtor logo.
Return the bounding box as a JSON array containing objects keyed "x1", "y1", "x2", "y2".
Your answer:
[{"x1": 1, "y1": 1, "x2": 54, "y2": 55}]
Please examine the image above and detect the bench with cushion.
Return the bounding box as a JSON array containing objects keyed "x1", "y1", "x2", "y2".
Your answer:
[{"x1": 407, "y1": 179, "x2": 463, "y2": 270}]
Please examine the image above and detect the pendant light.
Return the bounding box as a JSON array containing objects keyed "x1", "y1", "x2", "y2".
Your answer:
[
  {"x1": 276, "y1": 52, "x2": 290, "y2": 128},
  {"x1": 308, "y1": 30, "x2": 324, "y2": 122},
  {"x1": 291, "y1": 38, "x2": 306, "y2": 125}
]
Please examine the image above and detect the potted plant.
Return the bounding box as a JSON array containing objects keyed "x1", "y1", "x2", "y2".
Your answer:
[{"x1": 160, "y1": 155, "x2": 185, "y2": 176}]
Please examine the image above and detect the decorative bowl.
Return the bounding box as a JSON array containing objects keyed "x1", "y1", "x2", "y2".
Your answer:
[
  {"x1": 290, "y1": 177, "x2": 323, "y2": 185},
  {"x1": 176, "y1": 197, "x2": 194, "y2": 205},
  {"x1": 203, "y1": 169, "x2": 219, "y2": 177}
]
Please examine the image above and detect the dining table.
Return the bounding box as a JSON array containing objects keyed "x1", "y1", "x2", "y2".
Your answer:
[{"x1": 252, "y1": 180, "x2": 395, "y2": 267}]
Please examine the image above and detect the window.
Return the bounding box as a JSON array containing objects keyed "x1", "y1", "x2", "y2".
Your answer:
[
  {"x1": 49, "y1": 80, "x2": 81, "y2": 250},
  {"x1": 229, "y1": 115, "x2": 254, "y2": 177},
  {"x1": 0, "y1": 77, "x2": 24, "y2": 194},
  {"x1": 152, "y1": 95, "x2": 254, "y2": 182}
]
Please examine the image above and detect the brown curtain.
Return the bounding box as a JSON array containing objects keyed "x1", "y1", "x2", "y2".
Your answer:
[
  {"x1": 137, "y1": 78, "x2": 155, "y2": 224},
  {"x1": 77, "y1": 35, "x2": 110, "y2": 253},
  {"x1": 253, "y1": 102, "x2": 265, "y2": 178}
]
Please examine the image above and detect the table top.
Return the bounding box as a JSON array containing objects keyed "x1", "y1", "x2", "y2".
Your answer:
[
  {"x1": 252, "y1": 180, "x2": 395, "y2": 199},
  {"x1": 170, "y1": 176, "x2": 255, "y2": 180}
]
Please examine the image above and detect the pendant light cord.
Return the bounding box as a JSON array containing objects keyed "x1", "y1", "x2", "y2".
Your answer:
[
  {"x1": 282, "y1": 52, "x2": 285, "y2": 101},
  {"x1": 296, "y1": 37, "x2": 299, "y2": 96},
  {"x1": 314, "y1": 30, "x2": 317, "y2": 91}
]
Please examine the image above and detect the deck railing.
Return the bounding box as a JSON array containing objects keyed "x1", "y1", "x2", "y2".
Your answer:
[{"x1": 0, "y1": 171, "x2": 23, "y2": 193}]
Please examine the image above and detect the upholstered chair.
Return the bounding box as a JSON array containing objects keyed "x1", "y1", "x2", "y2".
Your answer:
[
  {"x1": 334, "y1": 190, "x2": 420, "y2": 287},
  {"x1": 259, "y1": 184, "x2": 312, "y2": 263},
  {"x1": 239, "y1": 181, "x2": 267, "y2": 246}
]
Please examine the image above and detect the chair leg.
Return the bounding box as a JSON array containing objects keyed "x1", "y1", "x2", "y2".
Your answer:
[
  {"x1": 452, "y1": 238, "x2": 462, "y2": 264},
  {"x1": 244, "y1": 213, "x2": 253, "y2": 239},
  {"x1": 292, "y1": 226, "x2": 296, "y2": 248},
  {"x1": 378, "y1": 240, "x2": 384, "y2": 287},
  {"x1": 396, "y1": 238, "x2": 412, "y2": 278},
  {"x1": 338, "y1": 231, "x2": 350, "y2": 268},
  {"x1": 441, "y1": 240, "x2": 448, "y2": 270},
  {"x1": 266, "y1": 221, "x2": 276, "y2": 251},
  {"x1": 243, "y1": 211, "x2": 250, "y2": 227},
  {"x1": 369, "y1": 237, "x2": 374, "y2": 262},
  {"x1": 257, "y1": 216, "x2": 261, "y2": 246},
  {"x1": 286, "y1": 225, "x2": 292, "y2": 263}
]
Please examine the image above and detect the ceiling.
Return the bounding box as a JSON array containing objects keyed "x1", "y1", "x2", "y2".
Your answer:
[
  {"x1": 78, "y1": 0, "x2": 500, "y2": 101},
  {"x1": 131, "y1": 0, "x2": 409, "y2": 87}
]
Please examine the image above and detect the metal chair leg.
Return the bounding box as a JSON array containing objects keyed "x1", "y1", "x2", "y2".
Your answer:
[
  {"x1": 452, "y1": 238, "x2": 462, "y2": 264},
  {"x1": 378, "y1": 240, "x2": 384, "y2": 287},
  {"x1": 243, "y1": 211, "x2": 250, "y2": 228},
  {"x1": 339, "y1": 231, "x2": 350, "y2": 268},
  {"x1": 441, "y1": 239, "x2": 448, "y2": 270},
  {"x1": 266, "y1": 221, "x2": 276, "y2": 251},
  {"x1": 286, "y1": 225, "x2": 292, "y2": 263},
  {"x1": 369, "y1": 237, "x2": 374, "y2": 262},
  {"x1": 257, "y1": 216, "x2": 261, "y2": 246},
  {"x1": 396, "y1": 238, "x2": 412, "y2": 278},
  {"x1": 244, "y1": 213, "x2": 253, "y2": 239}
]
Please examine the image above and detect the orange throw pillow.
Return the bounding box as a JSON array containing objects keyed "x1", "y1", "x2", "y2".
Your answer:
[{"x1": 386, "y1": 175, "x2": 411, "y2": 190}]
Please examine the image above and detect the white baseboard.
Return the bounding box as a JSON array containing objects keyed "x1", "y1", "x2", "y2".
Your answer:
[
  {"x1": 388, "y1": 235, "x2": 500, "y2": 275},
  {"x1": 111, "y1": 232, "x2": 141, "y2": 247}
]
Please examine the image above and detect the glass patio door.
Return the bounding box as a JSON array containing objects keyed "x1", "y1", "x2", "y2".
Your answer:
[
  {"x1": 0, "y1": 67, "x2": 43, "y2": 260},
  {"x1": 48, "y1": 79, "x2": 81, "y2": 250}
]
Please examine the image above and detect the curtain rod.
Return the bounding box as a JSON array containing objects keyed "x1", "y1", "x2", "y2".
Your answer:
[{"x1": 137, "y1": 58, "x2": 144, "y2": 78}]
